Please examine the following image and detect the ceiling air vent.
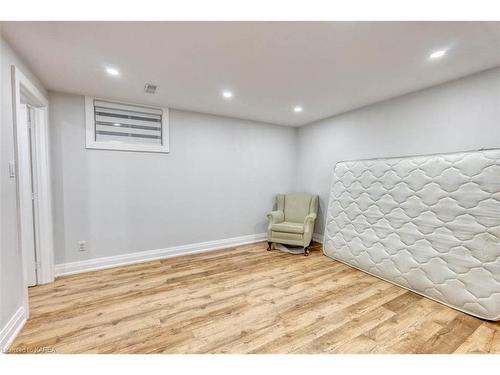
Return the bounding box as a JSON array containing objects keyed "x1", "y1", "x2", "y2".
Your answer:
[{"x1": 144, "y1": 83, "x2": 158, "y2": 94}]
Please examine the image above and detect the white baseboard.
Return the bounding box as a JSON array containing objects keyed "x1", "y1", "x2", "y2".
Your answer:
[
  {"x1": 313, "y1": 232, "x2": 324, "y2": 243},
  {"x1": 0, "y1": 306, "x2": 26, "y2": 353},
  {"x1": 55, "y1": 233, "x2": 267, "y2": 277}
]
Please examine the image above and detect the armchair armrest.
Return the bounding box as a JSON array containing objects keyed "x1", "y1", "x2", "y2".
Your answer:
[
  {"x1": 304, "y1": 213, "x2": 317, "y2": 224},
  {"x1": 267, "y1": 210, "x2": 284, "y2": 224},
  {"x1": 303, "y1": 213, "x2": 317, "y2": 238}
]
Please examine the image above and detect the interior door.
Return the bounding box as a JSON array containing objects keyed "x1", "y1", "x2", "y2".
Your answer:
[{"x1": 18, "y1": 104, "x2": 38, "y2": 286}]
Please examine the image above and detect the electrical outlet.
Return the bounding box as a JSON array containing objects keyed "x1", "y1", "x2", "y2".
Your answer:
[{"x1": 78, "y1": 241, "x2": 87, "y2": 252}]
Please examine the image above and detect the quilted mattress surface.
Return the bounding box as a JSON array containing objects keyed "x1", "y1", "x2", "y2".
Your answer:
[{"x1": 323, "y1": 149, "x2": 500, "y2": 320}]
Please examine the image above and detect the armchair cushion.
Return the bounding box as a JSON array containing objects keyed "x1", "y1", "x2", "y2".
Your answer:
[
  {"x1": 271, "y1": 221, "x2": 305, "y2": 234},
  {"x1": 284, "y1": 192, "x2": 314, "y2": 223}
]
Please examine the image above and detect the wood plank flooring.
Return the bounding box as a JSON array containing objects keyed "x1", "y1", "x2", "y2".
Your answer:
[{"x1": 9, "y1": 242, "x2": 500, "y2": 354}]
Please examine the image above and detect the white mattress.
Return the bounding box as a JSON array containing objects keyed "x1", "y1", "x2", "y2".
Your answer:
[{"x1": 323, "y1": 149, "x2": 500, "y2": 321}]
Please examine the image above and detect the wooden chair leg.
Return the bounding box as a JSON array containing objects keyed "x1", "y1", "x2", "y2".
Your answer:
[
  {"x1": 267, "y1": 241, "x2": 272, "y2": 251},
  {"x1": 304, "y1": 246, "x2": 310, "y2": 256}
]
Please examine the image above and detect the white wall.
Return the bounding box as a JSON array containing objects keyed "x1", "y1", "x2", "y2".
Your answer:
[
  {"x1": 49, "y1": 92, "x2": 297, "y2": 264},
  {"x1": 296, "y1": 67, "x2": 500, "y2": 236},
  {"x1": 0, "y1": 35, "x2": 47, "y2": 330}
]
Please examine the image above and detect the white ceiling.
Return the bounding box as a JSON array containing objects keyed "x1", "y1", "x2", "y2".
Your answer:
[{"x1": 2, "y1": 21, "x2": 500, "y2": 126}]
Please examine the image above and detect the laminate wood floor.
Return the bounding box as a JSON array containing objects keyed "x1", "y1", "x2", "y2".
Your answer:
[{"x1": 9, "y1": 242, "x2": 500, "y2": 354}]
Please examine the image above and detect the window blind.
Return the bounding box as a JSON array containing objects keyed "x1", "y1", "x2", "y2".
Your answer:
[{"x1": 93, "y1": 100, "x2": 163, "y2": 145}]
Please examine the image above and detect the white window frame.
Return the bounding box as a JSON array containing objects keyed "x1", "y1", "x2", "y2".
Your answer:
[{"x1": 85, "y1": 96, "x2": 170, "y2": 153}]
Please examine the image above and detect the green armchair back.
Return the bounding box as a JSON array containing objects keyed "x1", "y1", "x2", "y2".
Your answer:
[{"x1": 267, "y1": 192, "x2": 319, "y2": 252}]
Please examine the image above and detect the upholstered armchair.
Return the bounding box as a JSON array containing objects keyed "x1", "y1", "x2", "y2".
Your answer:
[{"x1": 266, "y1": 193, "x2": 319, "y2": 255}]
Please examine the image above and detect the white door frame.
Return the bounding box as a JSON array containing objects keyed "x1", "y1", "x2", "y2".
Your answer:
[{"x1": 11, "y1": 65, "x2": 54, "y2": 317}]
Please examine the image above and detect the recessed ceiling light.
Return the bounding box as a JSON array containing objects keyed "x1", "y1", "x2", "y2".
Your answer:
[
  {"x1": 429, "y1": 50, "x2": 446, "y2": 59},
  {"x1": 113, "y1": 123, "x2": 121, "y2": 127},
  {"x1": 106, "y1": 67, "x2": 120, "y2": 76},
  {"x1": 293, "y1": 106, "x2": 303, "y2": 113},
  {"x1": 222, "y1": 90, "x2": 233, "y2": 99}
]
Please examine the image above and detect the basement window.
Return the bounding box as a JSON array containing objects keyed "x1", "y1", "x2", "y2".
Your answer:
[{"x1": 85, "y1": 97, "x2": 170, "y2": 153}]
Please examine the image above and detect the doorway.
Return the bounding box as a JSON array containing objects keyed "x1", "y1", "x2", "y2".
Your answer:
[
  {"x1": 12, "y1": 65, "x2": 54, "y2": 318},
  {"x1": 18, "y1": 103, "x2": 39, "y2": 286}
]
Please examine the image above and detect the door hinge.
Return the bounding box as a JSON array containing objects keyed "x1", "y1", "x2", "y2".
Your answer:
[
  {"x1": 8, "y1": 161, "x2": 16, "y2": 178},
  {"x1": 31, "y1": 192, "x2": 38, "y2": 200}
]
